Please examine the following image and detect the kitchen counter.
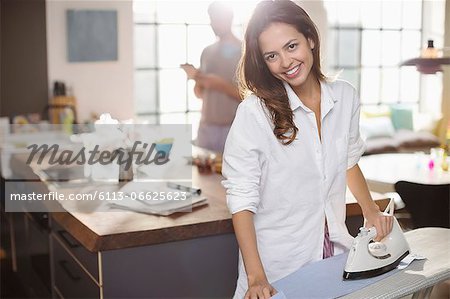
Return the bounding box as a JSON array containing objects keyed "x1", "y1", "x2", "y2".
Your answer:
[
  {"x1": 8, "y1": 153, "x2": 389, "y2": 252},
  {"x1": 9, "y1": 153, "x2": 233, "y2": 252}
]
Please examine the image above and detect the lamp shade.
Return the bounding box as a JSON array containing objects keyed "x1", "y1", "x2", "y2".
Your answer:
[{"x1": 400, "y1": 57, "x2": 450, "y2": 74}]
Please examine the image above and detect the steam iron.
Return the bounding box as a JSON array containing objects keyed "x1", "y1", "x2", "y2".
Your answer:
[{"x1": 343, "y1": 198, "x2": 410, "y2": 280}]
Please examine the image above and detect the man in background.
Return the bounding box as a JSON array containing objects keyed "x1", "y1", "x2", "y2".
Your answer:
[{"x1": 182, "y1": 1, "x2": 241, "y2": 153}]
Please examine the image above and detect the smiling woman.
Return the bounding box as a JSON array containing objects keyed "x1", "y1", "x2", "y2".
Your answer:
[
  {"x1": 238, "y1": 1, "x2": 325, "y2": 145},
  {"x1": 259, "y1": 24, "x2": 316, "y2": 100},
  {"x1": 222, "y1": 1, "x2": 394, "y2": 298}
]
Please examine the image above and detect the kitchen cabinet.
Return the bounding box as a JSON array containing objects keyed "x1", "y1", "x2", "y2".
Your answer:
[
  {"x1": 50, "y1": 218, "x2": 238, "y2": 298},
  {"x1": 49, "y1": 217, "x2": 238, "y2": 298},
  {"x1": 2, "y1": 178, "x2": 52, "y2": 298},
  {"x1": 52, "y1": 231, "x2": 100, "y2": 299}
]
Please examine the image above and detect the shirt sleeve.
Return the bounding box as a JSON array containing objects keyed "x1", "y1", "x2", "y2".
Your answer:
[
  {"x1": 347, "y1": 89, "x2": 367, "y2": 169},
  {"x1": 221, "y1": 101, "x2": 266, "y2": 214}
]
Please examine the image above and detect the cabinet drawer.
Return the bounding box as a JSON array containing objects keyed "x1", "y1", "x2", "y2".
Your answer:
[
  {"x1": 51, "y1": 220, "x2": 99, "y2": 280},
  {"x1": 52, "y1": 236, "x2": 100, "y2": 299}
]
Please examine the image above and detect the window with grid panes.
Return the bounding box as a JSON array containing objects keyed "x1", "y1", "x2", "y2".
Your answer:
[
  {"x1": 324, "y1": 0, "x2": 423, "y2": 107},
  {"x1": 133, "y1": 0, "x2": 258, "y2": 138}
]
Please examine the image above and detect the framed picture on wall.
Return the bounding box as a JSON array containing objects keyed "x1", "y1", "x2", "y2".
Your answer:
[{"x1": 67, "y1": 9, "x2": 118, "y2": 62}]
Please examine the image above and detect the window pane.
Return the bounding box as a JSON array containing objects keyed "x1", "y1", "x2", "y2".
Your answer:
[
  {"x1": 134, "y1": 25, "x2": 156, "y2": 68},
  {"x1": 421, "y1": 74, "x2": 442, "y2": 116},
  {"x1": 231, "y1": 1, "x2": 259, "y2": 26},
  {"x1": 158, "y1": 25, "x2": 186, "y2": 67},
  {"x1": 339, "y1": 69, "x2": 359, "y2": 91},
  {"x1": 160, "y1": 113, "x2": 187, "y2": 124},
  {"x1": 324, "y1": 1, "x2": 338, "y2": 25},
  {"x1": 326, "y1": 29, "x2": 338, "y2": 67},
  {"x1": 361, "y1": 30, "x2": 381, "y2": 66},
  {"x1": 133, "y1": 0, "x2": 156, "y2": 23},
  {"x1": 361, "y1": 1, "x2": 381, "y2": 28},
  {"x1": 135, "y1": 114, "x2": 159, "y2": 124},
  {"x1": 381, "y1": 68, "x2": 399, "y2": 104},
  {"x1": 187, "y1": 25, "x2": 216, "y2": 66},
  {"x1": 402, "y1": 0, "x2": 422, "y2": 29},
  {"x1": 188, "y1": 80, "x2": 202, "y2": 111},
  {"x1": 159, "y1": 69, "x2": 187, "y2": 113},
  {"x1": 402, "y1": 30, "x2": 421, "y2": 60},
  {"x1": 156, "y1": 1, "x2": 209, "y2": 24},
  {"x1": 184, "y1": 1, "x2": 212, "y2": 24},
  {"x1": 360, "y1": 68, "x2": 380, "y2": 104},
  {"x1": 337, "y1": 1, "x2": 360, "y2": 26},
  {"x1": 135, "y1": 70, "x2": 157, "y2": 114},
  {"x1": 382, "y1": 1, "x2": 402, "y2": 29},
  {"x1": 338, "y1": 30, "x2": 360, "y2": 67},
  {"x1": 381, "y1": 31, "x2": 400, "y2": 66},
  {"x1": 400, "y1": 67, "x2": 420, "y2": 103}
]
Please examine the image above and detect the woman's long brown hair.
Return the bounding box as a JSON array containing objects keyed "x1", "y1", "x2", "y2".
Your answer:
[{"x1": 238, "y1": 0, "x2": 326, "y2": 145}]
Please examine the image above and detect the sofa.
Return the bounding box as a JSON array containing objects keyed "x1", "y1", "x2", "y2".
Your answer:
[{"x1": 360, "y1": 105, "x2": 440, "y2": 155}]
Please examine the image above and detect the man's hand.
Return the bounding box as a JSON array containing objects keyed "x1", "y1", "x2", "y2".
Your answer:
[{"x1": 180, "y1": 63, "x2": 199, "y2": 80}]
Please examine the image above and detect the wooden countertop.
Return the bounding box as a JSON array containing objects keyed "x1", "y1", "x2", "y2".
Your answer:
[
  {"x1": 9, "y1": 154, "x2": 388, "y2": 252},
  {"x1": 10, "y1": 153, "x2": 233, "y2": 252},
  {"x1": 53, "y1": 170, "x2": 233, "y2": 252}
]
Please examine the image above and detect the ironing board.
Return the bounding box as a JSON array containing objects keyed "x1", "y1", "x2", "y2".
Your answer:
[
  {"x1": 341, "y1": 227, "x2": 449, "y2": 299},
  {"x1": 272, "y1": 227, "x2": 449, "y2": 299}
]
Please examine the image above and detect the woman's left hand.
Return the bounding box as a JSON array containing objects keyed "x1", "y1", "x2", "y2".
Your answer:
[{"x1": 363, "y1": 206, "x2": 394, "y2": 242}]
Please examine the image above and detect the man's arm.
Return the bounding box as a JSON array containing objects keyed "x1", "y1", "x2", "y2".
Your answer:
[
  {"x1": 193, "y1": 80, "x2": 204, "y2": 99},
  {"x1": 195, "y1": 73, "x2": 241, "y2": 102}
]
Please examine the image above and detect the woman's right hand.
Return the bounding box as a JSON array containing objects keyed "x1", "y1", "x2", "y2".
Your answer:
[{"x1": 245, "y1": 277, "x2": 277, "y2": 299}]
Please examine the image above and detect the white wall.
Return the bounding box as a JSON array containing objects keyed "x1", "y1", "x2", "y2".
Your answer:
[{"x1": 46, "y1": 0, "x2": 134, "y2": 122}]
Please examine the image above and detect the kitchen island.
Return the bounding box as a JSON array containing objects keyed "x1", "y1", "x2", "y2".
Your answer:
[
  {"x1": 6, "y1": 153, "x2": 238, "y2": 298},
  {"x1": 3, "y1": 153, "x2": 389, "y2": 298}
]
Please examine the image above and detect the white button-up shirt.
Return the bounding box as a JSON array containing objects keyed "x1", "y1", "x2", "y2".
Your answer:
[{"x1": 222, "y1": 80, "x2": 366, "y2": 298}]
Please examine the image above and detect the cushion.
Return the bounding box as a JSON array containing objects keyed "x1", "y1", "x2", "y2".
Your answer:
[
  {"x1": 361, "y1": 105, "x2": 391, "y2": 118},
  {"x1": 390, "y1": 105, "x2": 414, "y2": 131},
  {"x1": 394, "y1": 129, "x2": 440, "y2": 149},
  {"x1": 360, "y1": 116, "x2": 395, "y2": 140}
]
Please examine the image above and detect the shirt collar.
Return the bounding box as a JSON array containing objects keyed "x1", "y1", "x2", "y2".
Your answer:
[{"x1": 283, "y1": 80, "x2": 338, "y2": 117}]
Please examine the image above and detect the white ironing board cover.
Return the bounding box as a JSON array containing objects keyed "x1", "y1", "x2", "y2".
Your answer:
[
  {"x1": 341, "y1": 227, "x2": 449, "y2": 299},
  {"x1": 271, "y1": 228, "x2": 449, "y2": 299}
]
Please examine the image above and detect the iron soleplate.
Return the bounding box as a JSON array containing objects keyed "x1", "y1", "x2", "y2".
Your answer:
[{"x1": 343, "y1": 250, "x2": 410, "y2": 280}]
